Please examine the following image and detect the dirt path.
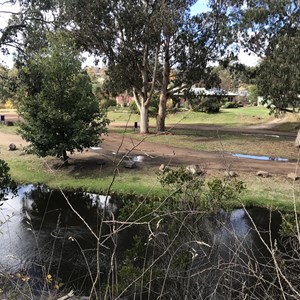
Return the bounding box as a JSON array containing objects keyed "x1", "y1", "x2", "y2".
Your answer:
[
  {"x1": 98, "y1": 131, "x2": 298, "y2": 176},
  {"x1": 0, "y1": 113, "x2": 298, "y2": 177}
]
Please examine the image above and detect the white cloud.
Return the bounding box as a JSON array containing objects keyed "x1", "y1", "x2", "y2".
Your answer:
[
  {"x1": 238, "y1": 50, "x2": 260, "y2": 67},
  {"x1": 0, "y1": 2, "x2": 20, "y2": 67}
]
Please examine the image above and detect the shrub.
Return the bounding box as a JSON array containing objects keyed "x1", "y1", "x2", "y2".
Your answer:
[{"x1": 223, "y1": 101, "x2": 238, "y2": 109}]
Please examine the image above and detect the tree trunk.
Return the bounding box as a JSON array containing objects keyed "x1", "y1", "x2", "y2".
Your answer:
[
  {"x1": 62, "y1": 149, "x2": 69, "y2": 165},
  {"x1": 295, "y1": 129, "x2": 300, "y2": 147},
  {"x1": 157, "y1": 92, "x2": 167, "y2": 132},
  {"x1": 133, "y1": 88, "x2": 150, "y2": 134},
  {"x1": 157, "y1": 35, "x2": 170, "y2": 132},
  {"x1": 140, "y1": 105, "x2": 149, "y2": 134}
]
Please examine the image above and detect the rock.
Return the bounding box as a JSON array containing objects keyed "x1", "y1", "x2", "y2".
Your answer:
[
  {"x1": 8, "y1": 143, "x2": 17, "y2": 151},
  {"x1": 186, "y1": 164, "x2": 205, "y2": 175},
  {"x1": 123, "y1": 160, "x2": 137, "y2": 169},
  {"x1": 256, "y1": 170, "x2": 270, "y2": 178},
  {"x1": 159, "y1": 164, "x2": 165, "y2": 172},
  {"x1": 224, "y1": 170, "x2": 238, "y2": 178},
  {"x1": 287, "y1": 173, "x2": 299, "y2": 180}
]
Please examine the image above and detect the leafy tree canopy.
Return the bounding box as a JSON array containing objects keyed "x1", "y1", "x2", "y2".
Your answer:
[
  {"x1": 257, "y1": 30, "x2": 300, "y2": 114},
  {"x1": 55, "y1": 0, "x2": 239, "y2": 132},
  {"x1": 17, "y1": 33, "x2": 109, "y2": 162}
]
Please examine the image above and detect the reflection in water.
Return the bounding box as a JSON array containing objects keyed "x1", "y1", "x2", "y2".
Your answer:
[
  {"x1": 231, "y1": 153, "x2": 288, "y2": 161},
  {"x1": 0, "y1": 185, "x2": 122, "y2": 294},
  {"x1": 0, "y1": 185, "x2": 287, "y2": 298}
]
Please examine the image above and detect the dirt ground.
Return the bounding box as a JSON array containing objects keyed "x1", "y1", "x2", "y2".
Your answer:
[{"x1": 0, "y1": 112, "x2": 299, "y2": 177}]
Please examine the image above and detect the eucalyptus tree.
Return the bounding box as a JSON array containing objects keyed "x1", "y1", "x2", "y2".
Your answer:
[
  {"x1": 236, "y1": 0, "x2": 300, "y2": 56},
  {"x1": 232, "y1": 0, "x2": 300, "y2": 112},
  {"x1": 59, "y1": 0, "x2": 238, "y2": 133},
  {"x1": 0, "y1": 0, "x2": 59, "y2": 57},
  {"x1": 257, "y1": 30, "x2": 300, "y2": 114},
  {"x1": 155, "y1": 1, "x2": 235, "y2": 131}
]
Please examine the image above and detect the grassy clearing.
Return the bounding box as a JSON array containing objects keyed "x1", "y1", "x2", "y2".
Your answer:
[
  {"x1": 166, "y1": 106, "x2": 274, "y2": 126},
  {"x1": 232, "y1": 173, "x2": 300, "y2": 211},
  {"x1": 108, "y1": 106, "x2": 274, "y2": 127},
  {"x1": 1, "y1": 106, "x2": 300, "y2": 211}
]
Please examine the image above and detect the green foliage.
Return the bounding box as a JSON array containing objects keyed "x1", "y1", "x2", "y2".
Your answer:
[
  {"x1": 17, "y1": 33, "x2": 109, "y2": 161},
  {"x1": 128, "y1": 95, "x2": 159, "y2": 117},
  {"x1": 280, "y1": 213, "x2": 300, "y2": 236},
  {"x1": 99, "y1": 97, "x2": 116, "y2": 109},
  {"x1": 199, "y1": 96, "x2": 222, "y2": 113},
  {"x1": 247, "y1": 84, "x2": 259, "y2": 105},
  {"x1": 257, "y1": 31, "x2": 300, "y2": 114},
  {"x1": 0, "y1": 159, "x2": 11, "y2": 201},
  {"x1": 159, "y1": 167, "x2": 200, "y2": 191},
  {"x1": 118, "y1": 197, "x2": 162, "y2": 223},
  {"x1": 205, "y1": 178, "x2": 246, "y2": 210},
  {"x1": 0, "y1": 66, "x2": 18, "y2": 104},
  {"x1": 0, "y1": 159, "x2": 11, "y2": 187},
  {"x1": 158, "y1": 167, "x2": 204, "y2": 209},
  {"x1": 234, "y1": 0, "x2": 300, "y2": 114},
  {"x1": 0, "y1": 159, "x2": 16, "y2": 201},
  {"x1": 129, "y1": 100, "x2": 138, "y2": 114},
  {"x1": 184, "y1": 90, "x2": 223, "y2": 113},
  {"x1": 222, "y1": 101, "x2": 238, "y2": 109},
  {"x1": 158, "y1": 167, "x2": 246, "y2": 211}
]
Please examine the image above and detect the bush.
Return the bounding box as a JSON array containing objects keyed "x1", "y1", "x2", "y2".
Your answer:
[
  {"x1": 200, "y1": 97, "x2": 222, "y2": 113},
  {"x1": 188, "y1": 96, "x2": 222, "y2": 113},
  {"x1": 0, "y1": 159, "x2": 16, "y2": 201},
  {"x1": 223, "y1": 101, "x2": 238, "y2": 109},
  {"x1": 129, "y1": 100, "x2": 139, "y2": 114},
  {"x1": 166, "y1": 98, "x2": 174, "y2": 110},
  {"x1": 99, "y1": 98, "x2": 116, "y2": 109}
]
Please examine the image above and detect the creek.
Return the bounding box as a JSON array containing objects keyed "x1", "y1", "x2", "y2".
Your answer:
[{"x1": 0, "y1": 185, "x2": 296, "y2": 299}]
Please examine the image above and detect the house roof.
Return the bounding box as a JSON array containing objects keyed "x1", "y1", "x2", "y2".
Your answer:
[{"x1": 191, "y1": 87, "x2": 239, "y2": 97}]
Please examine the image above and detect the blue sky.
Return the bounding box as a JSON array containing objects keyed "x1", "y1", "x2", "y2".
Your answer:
[
  {"x1": 191, "y1": 0, "x2": 210, "y2": 15},
  {"x1": 0, "y1": 0, "x2": 258, "y2": 68}
]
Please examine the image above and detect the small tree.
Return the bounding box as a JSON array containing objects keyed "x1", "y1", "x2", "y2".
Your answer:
[
  {"x1": 247, "y1": 84, "x2": 259, "y2": 105},
  {"x1": 17, "y1": 33, "x2": 109, "y2": 162}
]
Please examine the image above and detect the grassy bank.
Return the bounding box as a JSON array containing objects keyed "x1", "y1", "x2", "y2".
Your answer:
[
  {"x1": 4, "y1": 150, "x2": 163, "y2": 196},
  {"x1": 1, "y1": 106, "x2": 300, "y2": 211},
  {"x1": 2, "y1": 142, "x2": 300, "y2": 211}
]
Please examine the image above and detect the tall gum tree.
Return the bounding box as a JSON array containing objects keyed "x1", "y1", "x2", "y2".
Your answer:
[
  {"x1": 231, "y1": 0, "x2": 300, "y2": 112},
  {"x1": 155, "y1": 0, "x2": 237, "y2": 131},
  {"x1": 57, "y1": 0, "x2": 238, "y2": 133},
  {"x1": 58, "y1": 0, "x2": 161, "y2": 133},
  {"x1": 6, "y1": 0, "x2": 240, "y2": 134}
]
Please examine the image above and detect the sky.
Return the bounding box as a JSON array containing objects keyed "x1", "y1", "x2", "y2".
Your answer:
[{"x1": 0, "y1": 0, "x2": 259, "y2": 68}]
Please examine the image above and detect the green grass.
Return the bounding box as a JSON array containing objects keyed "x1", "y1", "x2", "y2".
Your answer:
[
  {"x1": 1, "y1": 106, "x2": 300, "y2": 211},
  {"x1": 108, "y1": 106, "x2": 274, "y2": 127},
  {"x1": 3, "y1": 149, "x2": 163, "y2": 196},
  {"x1": 3, "y1": 145, "x2": 300, "y2": 211},
  {"x1": 0, "y1": 124, "x2": 18, "y2": 134},
  {"x1": 166, "y1": 107, "x2": 273, "y2": 126}
]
